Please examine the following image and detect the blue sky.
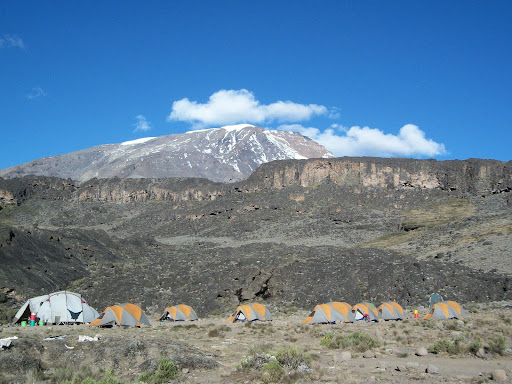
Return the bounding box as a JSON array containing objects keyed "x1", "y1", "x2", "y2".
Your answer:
[{"x1": 1, "y1": 1, "x2": 511, "y2": 170}]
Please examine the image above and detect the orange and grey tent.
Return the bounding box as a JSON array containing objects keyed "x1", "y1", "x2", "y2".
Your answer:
[
  {"x1": 352, "y1": 302, "x2": 379, "y2": 321},
  {"x1": 303, "y1": 302, "x2": 355, "y2": 324},
  {"x1": 226, "y1": 303, "x2": 272, "y2": 322},
  {"x1": 423, "y1": 301, "x2": 466, "y2": 320},
  {"x1": 157, "y1": 304, "x2": 198, "y2": 321},
  {"x1": 90, "y1": 303, "x2": 152, "y2": 327},
  {"x1": 378, "y1": 302, "x2": 404, "y2": 320}
]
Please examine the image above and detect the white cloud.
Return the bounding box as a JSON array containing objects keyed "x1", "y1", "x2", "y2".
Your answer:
[
  {"x1": 168, "y1": 89, "x2": 328, "y2": 128},
  {"x1": 0, "y1": 34, "x2": 24, "y2": 49},
  {"x1": 278, "y1": 123, "x2": 446, "y2": 158},
  {"x1": 134, "y1": 115, "x2": 151, "y2": 132},
  {"x1": 26, "y1": 87, "x2": 47, "y2": 100}
]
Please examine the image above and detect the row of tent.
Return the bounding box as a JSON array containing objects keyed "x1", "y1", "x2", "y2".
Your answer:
[
  {"x1": 12, "y1": 292, "x2": 197, "y2": 326},
  {"x1": 12, "y1": 291, "x2": 467, "y2": 327},
  {"x1": 303, "y1": 300, "x2": 466, "y2": 324}
]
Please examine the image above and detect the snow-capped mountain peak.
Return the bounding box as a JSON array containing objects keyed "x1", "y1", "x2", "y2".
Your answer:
[{"x1": 0, "y1": 125, "x2": 334, "y2": 182}]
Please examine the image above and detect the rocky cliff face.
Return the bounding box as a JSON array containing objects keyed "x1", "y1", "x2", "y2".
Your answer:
[
  {"x1": 247, "y1": 158, "x2": 512, "y2": 194},
  {"x1": 1, "y1": 158, "x2": 510, "y2": 206}
]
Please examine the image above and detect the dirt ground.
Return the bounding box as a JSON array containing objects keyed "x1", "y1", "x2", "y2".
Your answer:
[{"x1": 1, "y1": 304, "x2": 511, "y2": 383}]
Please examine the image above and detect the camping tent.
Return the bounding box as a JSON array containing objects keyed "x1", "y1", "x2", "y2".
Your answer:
[
  {"x1": 226, "y1": 303, "x2": 272, "y2": 322},
  {"x1": 352, "y1": 302, "x2": 379, "y2": 321},
  {"x1": 423, "y1": 301, "x2": 466, "y2": 320},
  {"x1": 378, "y1": 302, "x2": 404, "y2": 320},
  {"x1": 303, "y1": 302, "x2": 354, "y2": 324},
  {"x1": 429, "y1": 293, "x2": 443, "y2": 309},
  {"x1": 13, "y1": 291, "x2": 98, "y2": 324},
  {"x1": 90, "y1": 303, "x2": 152, "y2": 327},
  {"x1": 157, "y1": 304, "x2": 198, "y2": 321}
]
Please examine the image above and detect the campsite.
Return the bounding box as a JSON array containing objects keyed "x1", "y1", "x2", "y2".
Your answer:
[
  {"x1": 1, "y1": 158, "x2": 511, "y2": 384},
  {"x1": 1, "y1": 298, "x2": 511, "y2": 383}
]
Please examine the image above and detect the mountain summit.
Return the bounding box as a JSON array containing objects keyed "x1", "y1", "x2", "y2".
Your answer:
[{"x1": 0, "y1": 124, "x2": 333, "y2": 182}]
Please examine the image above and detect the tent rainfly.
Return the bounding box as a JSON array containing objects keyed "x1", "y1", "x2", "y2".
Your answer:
[
  {"x1": 303, "y1": 302, "x2": 354, "y2": 324},
  {"x1": 352, "y1": 302, "x2": 379, "y2": 321},
  {"x1": 90, "y1": 303, "x2": 152, "y2": 327},
  {"x1": 429, "y1": 293, "x2": 443, "y2": 309},
  {"x1": 13, "y1": 291, "x2": 99, "y2": 324},
  {"x1": 226, "y1": 303, "x2": 272, "y2": 322},
  {"x1": 378, "y1": 302, "x2": 404, "y2": 320},
  {"x1": 423, "y1": 301, "x2": 467, "y2": 320},
  {"x1": 157, "y1": 304, "x2": 198, "y2": 321}
]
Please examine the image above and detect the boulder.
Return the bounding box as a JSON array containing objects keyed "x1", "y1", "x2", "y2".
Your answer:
[
  {"x1": 426, "y1": 364, "x2": 439, "y2": 374},
  {"x1": 476, "y1": 348, "x2": 491, "y2": 360},
  {"x1": 491, "y1": 369, "x2": 507, "y2": 382},
  {"x1": 415, "y1": 347, "x2": 428, "y2": 356}
]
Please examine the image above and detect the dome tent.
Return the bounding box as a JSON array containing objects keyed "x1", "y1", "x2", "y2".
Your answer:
[
  {"x1": 303, "y1": 302, "x2": 354, "y2": 324},
  {"x1": 157, "y1": 304, "x2": 198, "y2": 321},
  {"x1": 90, "y1": 303, "x2": 151, "y2": 327},
  {"x1": 226, "y1": 303, "x2": 272, "y2": 322},
  {"x1": 352, "y1": 302, "x2": 379, "y2": 321},
  {"x1": 429, "y1": 293, "x2": 443, "y2": 309},
  {"x1": 378, "y1": 301, "x2": 404, "y2": 320},
  {"x1": 13, "y1": 291, "x2": 98, "y2": 324},
  {"x1": 423, "y1": 301, "x2": 466, "y2": 320}
]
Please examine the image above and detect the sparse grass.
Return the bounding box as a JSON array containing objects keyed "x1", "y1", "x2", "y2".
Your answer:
[
  {"x1": 238, "y1": 347, "x2": 312, "y2": 384},
  {"x1": 60, "y1": 368, "x2": 125, "y2": 384},
  {"x1": 362, "y1": 198, "x2": 476, "y2": 249},
  {"x1": 362, "y1": 231, "x2": 412, "y2": 247},
  {"x1": 320, "y1": 331, "x2": 379, "y2": 352},
  {"x1": 207, "y1": 324, "x2": 231, "y2": 337},
  {"x1": 173, "y1": 323, "x2": 198, "y2": 330},
  {"x1": 498, "y1": 313, "x2": 512, "y2": 325}
]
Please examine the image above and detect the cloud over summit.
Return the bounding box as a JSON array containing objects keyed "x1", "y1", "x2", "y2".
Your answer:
[
  {"x1": 168, "y1": 89, "x2": 327, "y2": 128},
  {"x1": 168, "y1": 89, "x2": 446, "y2": 159},
  {"x1": 279, "y1": 124, "x2": 446, "y2": 158}
]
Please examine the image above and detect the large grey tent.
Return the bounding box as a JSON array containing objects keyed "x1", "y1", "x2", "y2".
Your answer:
[{"x1": 13, "y1": 291, "x2": 99, "y2": 324}]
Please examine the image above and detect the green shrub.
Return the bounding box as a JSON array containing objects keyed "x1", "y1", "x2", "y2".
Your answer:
[
  {"x1": 320, "y1": 332, "x2": 336, "y2": 347},
  {"x1": 208, "y1": 325, "x2": 231, "y2": 337},
  {"x1": 428, "y1": 338, "x2": 461, "y2": 355},
  {"x1": 275, "y1": 348, "x2": 311, "y2": 369},
  {"x1": 320, "y1": 331, "x2": 379, "y2": 352},
  {"x1": 488, "y1": 336, "x2": 506, "y2": 356},
  {"x1": 469, "y1": 339, "x2": 483, "y2": 355},
  {"x1": 261, "y1": 360, "x2": 283, "y2": 384},
  {"x1": 208, "y1": 328, "x2": 221, "y2": 337},
  {"x1": 238, "y1": 353, "x2": 276, "y2": 371},
  {"x1": 61, "y1": 369, "x2": 126, "y2": 384},
  {"x1": 138, "y1": 356, "x2": 179, "y2": 383}
]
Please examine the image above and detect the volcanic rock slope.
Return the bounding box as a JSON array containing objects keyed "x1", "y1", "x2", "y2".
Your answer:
[
  {"x1": 0, "y1": 157, "x2": 511, "y2": 320},
  {"x1": 0, "y1": 124, "x2": 333, "y2": 183}
]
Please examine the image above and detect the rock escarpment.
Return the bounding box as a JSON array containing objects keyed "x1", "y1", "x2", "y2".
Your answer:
[
  {"x1": 0, "y1": 158, "x2": 510, "y2": 205},
  {"x1": 0, "y1": 157, "x2": 511, "y2": 319}
]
